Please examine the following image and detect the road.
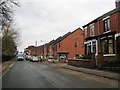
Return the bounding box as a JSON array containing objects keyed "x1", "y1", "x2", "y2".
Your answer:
[{"x1": 2, "y1": 60, "x2": 118, "y2": 88}]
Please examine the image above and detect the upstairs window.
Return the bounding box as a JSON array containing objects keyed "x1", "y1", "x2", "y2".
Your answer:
[
  {"x1": 74, "y1": 42, "x2": 77, "y2": 47},
  {"x1": 104, "y1": 18, "x2": 110, "y2": 32},
  {"x1": 59, "y1": 43, "x2": 61, "y2": 48},
  {"x1": 55, "y1": 45, "x2": 57, "y2": 52},
  {"x1": 84, "y1": 27, "x2": 87, "y2": 37},
  {"x1": 90, "y1": 24, "x2": 94, "y2": 36},
  {"x1": 52, "y1": 46, "x2": 54, "y2": 52}
]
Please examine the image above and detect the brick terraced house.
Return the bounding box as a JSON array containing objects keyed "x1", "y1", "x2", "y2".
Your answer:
[
  {"x1": 52, "y1": 28, "x2": 84, "y2": 60},
  {"x1": 83, "y1": 1, "x2": 120, "y2": 67}
]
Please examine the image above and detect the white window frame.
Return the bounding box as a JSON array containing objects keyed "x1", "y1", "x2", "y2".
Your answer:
[
  {"x1": 89, "y1": 23, "x2": 94, "y2": 36},
  {"x1": 85, "y1": 39, "x2": 98, "y2": 55},
  {"x1": 103, "y1": 16, "x2": 110, "y2": 21},
  {"x1": 103, "y1": 17, "x2": 111, "y2": 33},
  {"x1": 115, "y1": 33, "x2": 120, "y2": 40},
  {"x1": 87, "y1": 41, "x2": 91, "y2": 54},
  {"x1": 84, "y1": 27, "x2": 87, "y2": 37}
]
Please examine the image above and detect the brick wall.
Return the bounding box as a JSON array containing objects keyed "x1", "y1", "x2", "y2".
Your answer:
[{"x1": 68, "y1": 54, "x2": 95, "y2": 68}]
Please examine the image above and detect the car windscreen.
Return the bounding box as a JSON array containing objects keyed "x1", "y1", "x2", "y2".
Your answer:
[{"x1": 18, "y1": 54, "x2": 24, "y2": 57}]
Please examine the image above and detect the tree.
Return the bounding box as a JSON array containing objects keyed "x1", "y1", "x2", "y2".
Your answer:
[
  {"x1": 0, "y1": 0, "x2": 20, "y2": 30},
  {"x1": 2, "y1": 23, "x2": 19, "y2": 55},
  {"x1": 0, "y1": 0, "x2": 20, "y2": 61}
]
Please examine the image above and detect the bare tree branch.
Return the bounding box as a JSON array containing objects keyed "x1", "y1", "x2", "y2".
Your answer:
[{"x1": 0, "y1": 0, "x2": 20, "y2": 58}]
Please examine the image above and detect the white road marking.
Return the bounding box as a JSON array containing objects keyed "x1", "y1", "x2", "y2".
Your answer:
[{"x1": 0, "y1": 62, "x2": 15, "y2": 78}]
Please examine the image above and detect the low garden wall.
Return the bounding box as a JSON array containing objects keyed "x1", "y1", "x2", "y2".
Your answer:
[
  {"x1": 68, "y1": 54, "x2": 96, "y2": 69},
  {"x1": 59, "y1": 59, "x2": 67, "y2": 63}
]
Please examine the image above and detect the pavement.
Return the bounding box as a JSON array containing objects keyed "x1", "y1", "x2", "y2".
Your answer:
[
  {"x1": 59, "y1": 63, "x2": 119, "y2": 80},
  {"x1": 0, "y1": 60, "x2": 119, "y2": 80},
  {"x1": 0, "y1": 60, "x2": 16, "y2": 78}
]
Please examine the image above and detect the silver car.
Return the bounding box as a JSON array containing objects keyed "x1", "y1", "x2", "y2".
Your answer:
[{"x1": 31, "y1": 56, "x2": 39, "y2": 62}]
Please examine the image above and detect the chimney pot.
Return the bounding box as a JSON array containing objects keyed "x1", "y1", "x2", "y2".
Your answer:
[{"x1": 115, "y1": 0, "x2": 120, "y2": 8}]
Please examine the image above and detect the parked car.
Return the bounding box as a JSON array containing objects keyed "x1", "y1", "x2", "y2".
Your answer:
[
  {"x1": 31, "y1": 56, "x2": 39, "y2": 62},
  {"x1": 25, "y1": 55, "x2": 28, "y2": 60},
  {"x1": 48, "y1": 56, "x2": 54, "y2": 63},
  {"x1": 25, "y1": 55, "x2": 32, "y2": 60},
  {"x1": 28, "y1": 55, "x2": 32, "y2": 60},
  {"x1": 48, "y1": 59, "x2": 54, "y2": 63},
  {"x1": 53, "y1": 59, "x2": 59, "y2": 63},
  {"x1": 17, "y1": 52, "x2": 24, "y2": 61}
]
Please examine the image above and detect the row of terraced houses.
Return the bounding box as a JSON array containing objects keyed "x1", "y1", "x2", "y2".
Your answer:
[
  {"x1": 25, "y1": 1, "x2": 120, "y2": 69},
  {"x1": 25, "y1": 28, "x2": 84, "y2": 60}
]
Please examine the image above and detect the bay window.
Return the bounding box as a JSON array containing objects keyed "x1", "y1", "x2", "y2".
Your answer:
[
  {"x1": 92, "y1": 41, "x2": 96, "y2": 54},
  {"x1": 87, "y1": 42, "x2": 91, "y2": 54},
  {"x1": 101, "y1": 38, "x2": 114, "y2": 54},
  {"x1": 86, "y1": 40, "x2": 97, "y2": 55}
]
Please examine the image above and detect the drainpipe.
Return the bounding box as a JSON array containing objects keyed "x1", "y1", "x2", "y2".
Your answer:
[
  {"x1": 96, "y1": 20, "x2": 100, "y2": 67},
  {"x1": 98, "y1": 20, "x2": 100, "y2": 36},
  {"x1": 98, "y1": 20, "x2": 101, "y2": 52}
]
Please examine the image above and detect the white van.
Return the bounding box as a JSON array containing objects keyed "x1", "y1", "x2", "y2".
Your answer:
[{"x1": 17, "y1": 52, "x2": 24, "y2": 61}]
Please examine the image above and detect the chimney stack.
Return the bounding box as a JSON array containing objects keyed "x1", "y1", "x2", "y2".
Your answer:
[{"x1": 115, "y1": 0, "x2": 120, "y2": 8}]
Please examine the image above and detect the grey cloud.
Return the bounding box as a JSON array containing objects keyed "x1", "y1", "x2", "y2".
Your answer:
[{"x1": 14, "y1": 0, "x2": 115, "y2": 51}]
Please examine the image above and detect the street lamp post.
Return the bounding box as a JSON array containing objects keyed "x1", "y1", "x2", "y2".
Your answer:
[
  {"x1": 40, "y1": 40, "x2": 46, "y2": 60},
  {"x1": 35, "y1": 41, "x2": 37, "y2": 56}
]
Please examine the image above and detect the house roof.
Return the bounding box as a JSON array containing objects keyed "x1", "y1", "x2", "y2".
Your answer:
[
  {"x1": 45, "y1": 28, "x2": 83, "y2": 47},
  {"x1": 55, "y1": 28, "x2": 83, "y2": 44},
  {"x1": 83, "y1": 7, "x2": 120, "y2": 28},
  {"x1": 54, "y1": 36, "x2": 62, "y2": 44},
  {"x1": 53, "y1": 28, "x2": 83, "y2": 45},
  {"x1": 54, "y1": 32, "x2": 71, "y2": 45},
  {"x1": 47, "y1": 39, "x2": 55, "y2": 46}
]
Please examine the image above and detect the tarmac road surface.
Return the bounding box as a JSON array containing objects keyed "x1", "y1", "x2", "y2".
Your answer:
[{"x1": 2, "y1": 60, "x2": 118, "y2": 88}]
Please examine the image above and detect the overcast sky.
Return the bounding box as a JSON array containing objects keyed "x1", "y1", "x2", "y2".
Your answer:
[{"x1": 14, "y1": 0, "x2": 115, "y2": 52}]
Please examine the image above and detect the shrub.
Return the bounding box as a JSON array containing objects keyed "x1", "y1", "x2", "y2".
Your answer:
[
  {"x1": 82, "y1": 54, "x2": 91, "y2": 59},
  {"x1": 108, "y1": 56, "x2": 120, "y2": 67}
]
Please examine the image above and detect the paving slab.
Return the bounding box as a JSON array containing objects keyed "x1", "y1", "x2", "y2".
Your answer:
[
  {"x1": 0, "y1": 60, "x2": 16, "y2": 77},
  {"x1": 60, "y1": 63, "x2": 119, "y2": 80}
]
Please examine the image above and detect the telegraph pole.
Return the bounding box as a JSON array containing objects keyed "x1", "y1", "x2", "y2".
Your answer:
[{"x1": 35, "y1": 41, "x2": 37, "y2": 47}]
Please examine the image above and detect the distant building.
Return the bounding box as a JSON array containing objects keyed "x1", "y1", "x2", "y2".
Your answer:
[
  {"x1": 47, "y1": 39, "x2": 55, "y2": 57},
  {"x1": 27, "y1": 45, "x2": 35, "y2": 55}
]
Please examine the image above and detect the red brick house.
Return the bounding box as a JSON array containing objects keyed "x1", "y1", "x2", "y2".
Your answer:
[
  {"x1": 47, "y1": 40, "x2": 55, "y2": 57},
  {"x1": 83, "y1": 1, "x2": 120, "y2": 66},
  {"x1": 26, "y1": 45, "x2": 44, "y2": 56},
  {"x1": 30, "y1": 47, "x2": 37, "y2": 55},
  {"x1": 26, "y1": 45, "x2": 35, "y2": 55},
  {"x1": 53, "y1": 28, "x2": 84, "y2": 60},
  {"x1": 35, "y1": 45, "x2": 44, "y2": 56},
  {"x1": 42, "y1": 43, "x2": 49, "y2": 59}
]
